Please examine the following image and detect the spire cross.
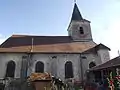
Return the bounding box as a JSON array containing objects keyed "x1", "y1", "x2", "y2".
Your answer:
[{"x1": 74, "y1": 0, "x2": 76, "y2": 3}]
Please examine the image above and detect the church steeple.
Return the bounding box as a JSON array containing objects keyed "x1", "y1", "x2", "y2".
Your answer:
[
  {"x1": 68, "y1": 3, "x2": 93, "y2": 41},
  {"x1": 71, "y1": 3, "x2": 83, "y2": 21}
]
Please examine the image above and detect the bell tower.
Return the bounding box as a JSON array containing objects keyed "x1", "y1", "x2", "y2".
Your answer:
[{"x1": 68, "y1": 3, "x2": 93, "y2": 41}]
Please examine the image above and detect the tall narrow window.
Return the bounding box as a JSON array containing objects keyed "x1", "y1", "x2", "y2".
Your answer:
[
  {"x1": 89, "y1": 62, "x2": 96, "y2": 68},
  {"x1": 79, "y1": 27, "x2": 84, "y2": 34},
  {"x1": 35, "y1": 61, "x2": 44, "y2": 73},
  {"x1": 65, "y1": 61, "x2": 73, "y2": 79},
  {"x1": 5, "y1": 61, "x2": 16, "y2": 78}
]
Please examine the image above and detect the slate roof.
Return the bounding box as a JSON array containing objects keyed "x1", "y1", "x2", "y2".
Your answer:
[
  {"x1": 71, "y1": 3, "x2": 83, "y2": 21},
  {"x1": 89, "y1": 56, "x2": 120, "y2": 71},
  {"x1": 0, "y1": 35, "x2": 97, "y2": 53}
]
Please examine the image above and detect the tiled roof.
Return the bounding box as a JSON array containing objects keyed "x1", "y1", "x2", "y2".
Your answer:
[
  {"x1": 0, "y1": 35, "x2": 96, "y2": 53},
  {"x1": 83, "y1": 43, "x2": 110, "y2": 53},
  {"x1": 89, "y1": 56, "x2": 120, "y2": 71}
]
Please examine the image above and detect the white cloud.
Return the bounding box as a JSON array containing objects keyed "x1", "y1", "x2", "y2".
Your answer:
[
  {"x1": 93, "y1": 18, "x2": 120, "y2": 59},
  {"x1": 0, "y1": 34, "x2": 2, "y2": 37},
  {"x1": 0, "y1": 34, "x2": 6, "y2": 44},
  {"x1": 91, "y1": 1, "x2": 120, "y2": 59},
  {"x1": 0, "y1": 38, "x2": 5, "y2": 44},
  {"x1": 103, "y1": 19, "x2": 120, "y2": 59}
]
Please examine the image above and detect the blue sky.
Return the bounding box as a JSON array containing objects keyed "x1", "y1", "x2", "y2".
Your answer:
[{"x1": 0, "y1": 0, "x2": 120, "y2": 59}]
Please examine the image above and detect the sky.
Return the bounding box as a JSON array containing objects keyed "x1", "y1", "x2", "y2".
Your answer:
[{"x1": 0, "y1": 0, "x2": 120, "y2": 59}]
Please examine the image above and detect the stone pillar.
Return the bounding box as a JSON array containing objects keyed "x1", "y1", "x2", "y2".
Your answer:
[{"x1": 20, "y1": 56, "x2": 28, "y2": 79}]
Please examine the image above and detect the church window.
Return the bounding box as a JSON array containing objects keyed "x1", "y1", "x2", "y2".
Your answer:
[
  {"x1": 81, "y1": 56, "x2": 86, "y2": 59},
  {"x1": 89, "y1": 62, "x2": 96, "y2": 68},
  {"x1": 65, "y1": 61, "x2": 73, "y2": 78},
  {"x1": 35, "y1": 61, "x2": 44, "y2": 73},
  {"x1": 79, "y1": 27, "x2": 84, "y2": 34},
  {"x1": 52, "y1": 56, "x2": 57, "y2": 59},
  {"x1": 5, "y1": 61, "x2": 16, "y2": 78}
]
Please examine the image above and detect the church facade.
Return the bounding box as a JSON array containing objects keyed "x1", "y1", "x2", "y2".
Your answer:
[{"x1": 0, "y1": 3, "x2": 110, "y2": 82}]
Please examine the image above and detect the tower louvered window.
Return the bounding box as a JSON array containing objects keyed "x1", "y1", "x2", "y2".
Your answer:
[
  {"x1": 79, "y1": 27, "x2": 84, "y2": 34},
  {"x1": 89, "y1": 62, "x2": 96, "y2": 68}
]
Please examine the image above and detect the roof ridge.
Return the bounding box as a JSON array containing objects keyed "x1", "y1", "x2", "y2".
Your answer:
[{"x1": 11, "y1": 34, "x2": 70, "y2": 37}]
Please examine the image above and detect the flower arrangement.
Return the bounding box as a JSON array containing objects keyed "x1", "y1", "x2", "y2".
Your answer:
[
  {"x1": 107, "y1": 71, "x2": 120, "y2": 90},
  {"x1": 28, "y1": 72, "x2": 52, "y2": 82}
]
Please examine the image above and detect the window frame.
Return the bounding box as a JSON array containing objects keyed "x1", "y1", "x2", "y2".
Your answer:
[
  {"x1": 79, "y1": 27, "x2": 84, "y2": 34},
  {"x1": 5, "y1": 60, "x2": 16, "y2": 78},
  {"x1": 35, "y1": 61, "x2": 44, "y2": 73},
  {"x1": 65, "y1": 61, "x2": 74, "y2": 79}
]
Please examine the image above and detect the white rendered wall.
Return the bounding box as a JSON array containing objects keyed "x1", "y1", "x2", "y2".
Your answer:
[
  {"x1": 28, "y1": 54, "x2": 81, "y2": 81},
  {"x1": 97, "y1": 49, "x2": 110, "y2": 63},
  {"x1": 81, "y1": 53, "x2": 102, "y2": 80},
  {"x1": 0, "y1": 52, "x2": 104, "y2": 81},
  {"x1": 0, "y1": 53, "x2": 26, "y2": 79}
]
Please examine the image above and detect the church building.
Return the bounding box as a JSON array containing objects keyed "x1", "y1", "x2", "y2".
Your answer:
[{"x1": 0, "y1": 3, "x2": 110, "y2": 82}]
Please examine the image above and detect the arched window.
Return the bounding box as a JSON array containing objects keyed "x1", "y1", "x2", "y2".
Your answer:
[
  {"x1": 35, "y1": 61, "x2": 44, "y2": 73},
  {"x1": 65, "y1": 61, "x2": 73, "y2": 79},
  {"x1": 89, "y1": 62, "x2": 96, "y2": 68},
  {"x1": 5, "y1": 61, "x2": 16, "y2": 78},
  {"x1": 79, "y1": 27, "x2": 84, "y2": 34}
]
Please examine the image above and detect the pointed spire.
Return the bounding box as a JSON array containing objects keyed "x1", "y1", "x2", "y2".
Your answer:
[{"x1": 71, "y1": 3, "x2": 83, "y2": 21}]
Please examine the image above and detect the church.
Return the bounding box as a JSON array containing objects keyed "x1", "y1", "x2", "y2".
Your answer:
[{"x1": 0, "y1": 3, "x2": 110, "y2": 82}]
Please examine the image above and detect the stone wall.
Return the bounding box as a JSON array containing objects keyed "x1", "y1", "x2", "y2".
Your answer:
[
  {"x1": 0, "y1": 52, "x2": 104, "y2": 81},
  {"x1": 68, "y1": 20, "x2": 93, "y2": 41},
  {"x1": 80, "y1": 53, "x2": 102, "y2": 80},
  {"x1": 0, "y1": 53, "x2": 26, "y2": 79},
  {"x1": 97, "y1": 49, "x2": 110, "y2": 63}
]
